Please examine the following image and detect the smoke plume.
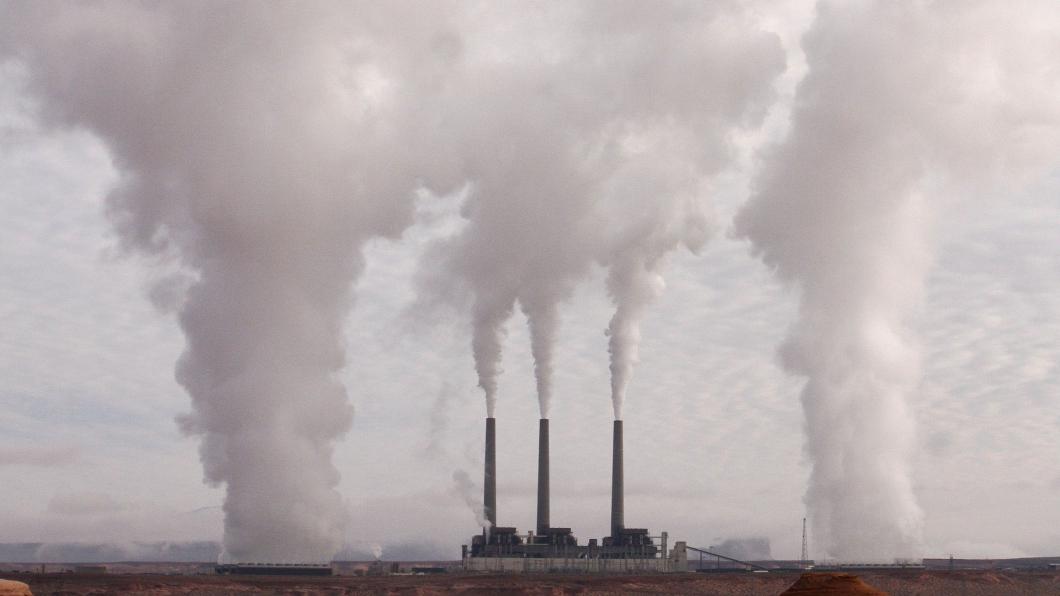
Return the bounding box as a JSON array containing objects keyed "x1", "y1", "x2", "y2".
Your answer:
[
  {"x1": 451, "y1": 469, "x2": 490, "y2": 530},
  {"x1": 2, "y1": 2, "x2": 463, "y2": 562},
  {"x1": 712, "y1": 537, "x2": 772, "y2": 561},
  {"x1": 735, "y1": 0, "x2": 1060, "y2": 560},
  {"x1": 601, "y1": 160, "x2": 713, "y2": 420},
  {"x1": 417, "y1": 2, "x2": 785, "y2": 420}
]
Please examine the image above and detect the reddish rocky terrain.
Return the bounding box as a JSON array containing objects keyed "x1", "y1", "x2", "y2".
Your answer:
[
  {"x1": 8, "y1": 570, "x2": 1060, "y2": 595},
  {"x1": 0, "y1": 579, "x2": 32, "y2": 596},
  {"x1": 780, "y1": 573, "x2": 886, "y2": 595}
]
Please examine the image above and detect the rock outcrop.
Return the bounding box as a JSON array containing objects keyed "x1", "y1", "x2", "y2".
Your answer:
[
  {"x1": 781, "y1": 572, "x2": 887, "y2": 595},
  {"x1": 0, "y1": 579, "x2": 32, "y2": 596}
]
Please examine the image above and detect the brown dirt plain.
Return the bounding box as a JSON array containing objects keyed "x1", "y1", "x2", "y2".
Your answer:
[{"x1": 10, "y1": 570, "x2": 1060, "y2": 596}]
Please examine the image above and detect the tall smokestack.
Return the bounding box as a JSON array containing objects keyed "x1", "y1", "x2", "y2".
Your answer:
[
  {"x1": 610, "y1": 419, "x2": 624, "y2": 539},
  {"x1": 484, "y1": 417, "x2": 497, "y2": 531},
  {"x1": 536, "y1": 418, "x2": 550, "y2": 535}
]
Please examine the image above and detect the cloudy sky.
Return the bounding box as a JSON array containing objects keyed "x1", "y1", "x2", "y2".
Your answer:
[{"x1": 1, "y1": 1, "x2": 1058, "y2": 562}]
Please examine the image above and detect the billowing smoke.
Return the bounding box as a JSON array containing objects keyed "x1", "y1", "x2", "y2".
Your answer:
[
  {"x1": 601, "y1": 160, "x2": 712, "y2": 420},
  {"x1": 712, "y1": 537, "x2": 772, "y2": 561},
  {"x1": 735, "y1": 0, "x2": 1060, "y2": 560},
  {"x1": 451, "y1": 469, "x2": 490, "y2": 530},
  {"x1": 417, "y1": 3, "x2": 785, "y2": 420},
  {"x1": 2, "y1": 2, "x2": 464, "y2": 562}
]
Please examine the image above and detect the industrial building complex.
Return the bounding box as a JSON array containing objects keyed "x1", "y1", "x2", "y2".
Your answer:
[{"x1": 462, "y1": 417, "x2": 688, "y2": 573}]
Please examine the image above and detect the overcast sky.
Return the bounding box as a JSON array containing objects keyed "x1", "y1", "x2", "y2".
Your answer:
[{"x1": 1, "y1": 1, "x2": 1058, "y2": 562}]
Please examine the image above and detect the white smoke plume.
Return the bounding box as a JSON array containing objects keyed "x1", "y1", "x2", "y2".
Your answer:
[
  {"x1": 600, "y1": 160, "x2": 713, "y2": 420},
  {"x1": 417, "y1": 2, "x2": 785, "y2": 420},
  {"x1": 735, "y1": 0, "x2": 1060, "y2": 560},
  {"x1": 2, "y1": 2, "x2": 465, "y2": 562},
  {"x1": 451, "y1": 469, "x2": 490, "y2": 530},
  {"x1": 424, "y1": 383, "x2": 453, "y2": 457}
]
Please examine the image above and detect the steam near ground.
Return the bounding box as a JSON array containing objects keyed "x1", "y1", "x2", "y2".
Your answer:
[{"x1": 1, "y1": 0, "x2": 1058, "y2": 563}]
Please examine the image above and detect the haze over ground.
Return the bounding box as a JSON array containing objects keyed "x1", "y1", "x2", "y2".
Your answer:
[{"x1": 1, "y1": 0, "x2": 1058, "y2": 562}]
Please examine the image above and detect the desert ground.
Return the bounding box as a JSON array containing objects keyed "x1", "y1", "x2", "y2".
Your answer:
[{"x1": 5, "y1": 570, "x2": 1060, "y2": 596}]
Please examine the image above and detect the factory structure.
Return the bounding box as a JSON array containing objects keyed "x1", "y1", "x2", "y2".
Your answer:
[{"x1": 462, "y1": 418, "x2": 688, "y2": 573}]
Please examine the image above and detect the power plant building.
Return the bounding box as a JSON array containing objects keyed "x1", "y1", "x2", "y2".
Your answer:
[{"x1": 463, "y1": 417, "x2": 688, "y2": 573}]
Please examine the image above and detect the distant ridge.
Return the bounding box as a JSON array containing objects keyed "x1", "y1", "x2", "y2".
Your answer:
[
  {"x1": 0, "y1": 542, "x2": 221, "y2": 563},
  {"x1": 0, "y1": 541, "x2": 453, "y2": 563}
]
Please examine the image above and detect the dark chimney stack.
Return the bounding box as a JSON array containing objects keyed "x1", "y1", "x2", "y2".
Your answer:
[
  {"x1": 536, "y1": 418, "x2": 550, "y2": 535},
  {"x1": 484, "y1": 417, "x2": 497, "y2": 530},
  {"x1": 610, "y1": 419, "x2": 624, "y2": 539}
]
